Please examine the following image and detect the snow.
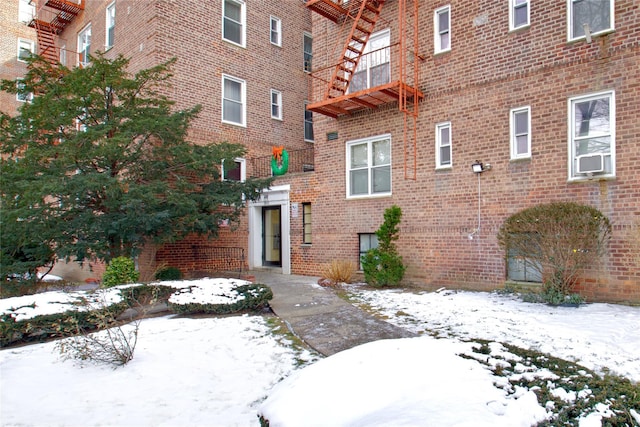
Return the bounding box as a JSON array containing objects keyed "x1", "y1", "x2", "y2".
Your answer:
[{"x1": 1, "y1": 279, "x2": 639, "y2": 427}]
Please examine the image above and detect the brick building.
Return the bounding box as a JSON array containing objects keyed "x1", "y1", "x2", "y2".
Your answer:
[
  {"x1": 302, "y1": 0, "x2": 639, "y2": 303},
  {"x1": 3, "y1": 0, "x2": 638, "y2": 303}
]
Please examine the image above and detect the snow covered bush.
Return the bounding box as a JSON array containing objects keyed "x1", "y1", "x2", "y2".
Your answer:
[{"x1": 168, "y1": 282, "x2": 273, "y2": 315}]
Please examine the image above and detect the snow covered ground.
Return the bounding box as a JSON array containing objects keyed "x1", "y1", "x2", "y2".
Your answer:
[{"x1": 1, "y1": 278, "x2": 639, "y2": 427}]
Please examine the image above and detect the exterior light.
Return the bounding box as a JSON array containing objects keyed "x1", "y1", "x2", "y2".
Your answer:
[{"x1": 472, "y1": 161, "x2": 484, "y2": 173}]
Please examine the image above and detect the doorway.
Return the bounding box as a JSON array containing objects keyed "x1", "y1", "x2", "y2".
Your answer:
[{"x1": 262, "y1": 206, "x2": 281, "y2": 267}]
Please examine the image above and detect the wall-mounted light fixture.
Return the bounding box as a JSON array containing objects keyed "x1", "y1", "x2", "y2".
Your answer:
[{"x1": 472, "y1": 161, "x2": 484, "y2": 173}]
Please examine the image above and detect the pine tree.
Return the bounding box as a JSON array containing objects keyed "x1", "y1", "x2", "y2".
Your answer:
[{"x1": 0, "y1": 54, "x2": 273, "y2": 280}]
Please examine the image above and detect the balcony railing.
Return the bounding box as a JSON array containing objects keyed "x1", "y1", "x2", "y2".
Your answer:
[{"x1": 249, "y1": 147, "x2": 315, "y2": 178}]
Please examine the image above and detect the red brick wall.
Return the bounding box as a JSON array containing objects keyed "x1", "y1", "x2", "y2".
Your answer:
[{"x1": 306, "y1": 0, "x2": 640, "y2": 303}]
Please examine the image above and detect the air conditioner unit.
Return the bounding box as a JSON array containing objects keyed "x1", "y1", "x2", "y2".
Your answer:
[{"x1": 576, "y1": 153, "x2": 604, "y2": 174}]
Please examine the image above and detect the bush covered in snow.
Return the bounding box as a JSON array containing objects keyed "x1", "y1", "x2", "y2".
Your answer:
[{"x1": 0, "y1": 279, "x2": 272, "y2": 347}]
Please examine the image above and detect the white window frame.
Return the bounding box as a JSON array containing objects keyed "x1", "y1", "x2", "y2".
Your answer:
[
  {"x1": 434, "y1": 5, "x2": 451, "y2": 54},
  {"x1": 509, "y1": 0, "x2": 530, "y2": 31},
  {"x1": 567, "y1": 0, "x2": 615, "y2": 42},
  {"x1": 304, "y1": 101, "x2": 314, "y2": 142},
  {"x1": 221, "y1": 74, "x2": 246, "y2": 127},
  {"x1": 60, "y1": 44, "x2": 67, "y2": 66},
  {"x1": 348, "y1": 29, "x2": 390, "y2": 93},
  {"x1": 77, "y1": 24, "x2": 92, "y2": 67},
  {"x1": 435, "y1": 122, "x2": 452, "y2": 169},
  {"x1": 270, "y1": 16, "x2": 282, "y2": 47},
  {"x1": 18, "y1": 0, "x2": 35, "y2": 24},
  {"x1": 271, "y1": 89, "x2": 283, "y2": 120},
  {"x1": 105, "y1": 2, "x2": 116, "y2": 50},
  {"x1": 222, "y1": 157, "x2": 246, "y2": 182},
  {"x1": 510, "y1": 106, "x2": 531, "y2": 160},
  {"x1": 16, "y1": 79, "x2": 33, "y2": 103},
  {"x1": 567, "y1": 90, "x2": 615, "y2": 181},
  {"x1": 346, "y1": 134, "x2": 392, "y2": 199},
  {"x1": 17, "y1": 39, "x2": 35, "y2": 62},
  {"x1": 303, "y1": 32, "x2": 313, "y2": 72},
  {"x1": 222, "y1": 0, "x2": 246, "y2": 48}
]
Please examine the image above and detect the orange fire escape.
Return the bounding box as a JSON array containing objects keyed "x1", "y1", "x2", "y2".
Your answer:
[
  {"x1": 28, "y1": 0, "x2": 85, "y2": 64},
  {"x1": 305, "y1": 0, "x2": 423, "y2": 179}
]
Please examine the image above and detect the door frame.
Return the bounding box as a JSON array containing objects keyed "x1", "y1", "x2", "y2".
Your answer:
[
  {"x1": 261, "y1": 205, "x2": 282, "y2": 267},
  {"x1": 248, "y1": 185, "x2": 291, "y2": 274}
]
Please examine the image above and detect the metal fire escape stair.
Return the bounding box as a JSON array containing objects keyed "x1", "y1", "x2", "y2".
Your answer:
[
  {"x1": 28, "y1": 0, "x2": 85, "y2": 64},
  {"x1": 325, "y1": 0, "x2": 386, "y2": 99}
]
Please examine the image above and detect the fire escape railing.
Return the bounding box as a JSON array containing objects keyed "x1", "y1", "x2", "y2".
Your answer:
[
  {"x1": 28, "y1": 0, "x2": 85, "y2": 64},
  {"x1": 249, "y1": 147, "x2": 315, "y2": 178}
]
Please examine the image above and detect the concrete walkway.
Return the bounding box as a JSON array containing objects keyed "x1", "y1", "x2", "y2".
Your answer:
[{"x1": 251, "y1": 270, "x2": 416, "y2": 356}]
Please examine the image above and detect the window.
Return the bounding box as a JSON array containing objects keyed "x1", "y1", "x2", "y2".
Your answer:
[
  {"x1": 78, "y1": 24, "x2": 92, "y2": 66},
  {"x1": 222, "y1": 158, "x2": 246, "y2": 182},
  {"x1": 358, "y1": 233, "x2": 378, "y2": 270},
  {"x1": 16, "y1": 80, "x2": 33, "y2": 103},
  {"x1": 60, "y1": 44, "x2": 67, "y2": 66},
  {"x1": 435, "y1": 122, "x2": 452, "y2": 169},
  {"x1": 222, "y1": 75, "x2": 246, "y2": 126},
  {"x1": 303, "y1": 33, "x2": 313, "y2": 72},
  {"x1": 270, "y1": 16, "x2": 282, "y2": 46},
  {"x1": 507, "y1": 246, "x2": 542, "y2": 283},
  {"x1": 105, "y1": 2, "x2": 116, "y2": 49},
  {"x1": 568, "y1": 91, "x2": 615, "y2": 179},
  {"x1": 271, "y1": 89, "x2": 282, "y2": 120},
  {"x1": 304, "y1": 101, "x2": 314, "y2": 142},
  {"x1": 347, "y1": 135, "x2": 391, "y2": 198},
  {"x1": 510, "y1": 107, "x2": 531, "y2": 159},
  {"x1": 223, "y1": 0, "x2": 245, "y2": 47},
  {"x1": 509, "y1": 0, "x2": 530, "y2": 30},
  {"x1": 434, "y1": 5, "x2": 451, "y2": 54},
  {"x1": 18, "y1": 0, "x2": 35, "y2": 23},
  {"x1": 349, "y1": 29, "x2": 390, "y2": 93},
  {"x1": 17, "y1": 39, "x2": 35, "y2": 62},
  {"x1": 568, "y1": 0, "x2": 614, "y2": 41},
  {"x1": 303, "y1": 203, "x2": 312, "y2": 244}
]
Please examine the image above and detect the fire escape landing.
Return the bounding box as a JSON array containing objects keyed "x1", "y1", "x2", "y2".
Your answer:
[
  {"x1": 305, "y1": 0, "x2": 423, "y2": 119},
  {"x1": 28, "y1": 0, "x2": 85, "y2": 64}
]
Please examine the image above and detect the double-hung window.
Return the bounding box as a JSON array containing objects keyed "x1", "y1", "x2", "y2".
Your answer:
[
  {"x1": 510, "y1": 107, "x2": 531, "y2": 159},
  {"x1": 105, "y1": 2, "x2": 116, "y2": 49},
  {"x1": 78, "y1": 24, "x2": 92, "y2": 66},
  {"x1": 222, "y1": 158, "x2": 246, "y2": 182},
  {"x1": 434, "y1": 5, "x2": 451, "y2": 54},
  {"x1": 568, "y1": 0, "x2": 614, "y2": 41},
  {"x1": 435, "y1": 122, "x2": 452, "y2": 169},
  {"x1": 347, "y1": 135, "x2": 391, "y2": 198},
  {"x1": 271, "y1": 89, "x2": 282, "y2": 120},
  {"x1": 223, "y1": 0, "x2": 245, "y2": 47},
  {"x1": 509, "y1": 0, "x2": 530, "y2": 31},
  {"x1": 222, "y1": 75, "x2": 246, "y2": 126},
  {"x1": 270, "y1": 16, "x2": 282, "y2": 47},
  {"x1": 18, "y1": 0, "x2": 35, "y2": 23},
  {"x1": 349, "y1": 29, "x2": 390, "y2": 93},
  {"x1": 568, "y1": 91, "x2": 615, "y2": 179},
  {"x1": 17, "y1": 39, "x2": 35, "y2": 62},
  {"x1": 303, "y1": 33, "x2": 313, "y2": 72},
  {"x1": 304, "y1": 101, "x2": 314, "y2": 142},
  {"x1": 303, "y1": 203, "x2": 312, "y2": 244},
  {"x1": 16, "y1": 80, "x2": 33, "y2": 103}
]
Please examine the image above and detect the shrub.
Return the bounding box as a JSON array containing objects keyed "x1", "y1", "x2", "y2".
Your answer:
[
  {"x1": 497, "y1": 201, "x2": 611, "y2": 301},
  {"x1": 168, "y1": 284, "x2": 273, "y2": 315},
  {"x1": 155, "y1": 266, "x2": 183, "y2": 281},
  {"x1": 102, "y1": 257, "x2": 139, "y2": 288},
  {"x1": 321, "y1": 260, "x2": 356, "y2": 285},
  {"x1": 361, "y1": 205, "x2": 406, "y2": 287}
]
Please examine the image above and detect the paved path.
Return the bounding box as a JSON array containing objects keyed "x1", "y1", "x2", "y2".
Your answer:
[{"x1": 251, "y1": 270, "x2": 416, "y2": 356}]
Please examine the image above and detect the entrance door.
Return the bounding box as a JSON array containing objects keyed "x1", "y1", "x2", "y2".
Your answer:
[{"x1": 262, "y1": 206, "x2": 281, "y2": 267}]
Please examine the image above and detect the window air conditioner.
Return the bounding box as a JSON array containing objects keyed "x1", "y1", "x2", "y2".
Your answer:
[{"x1": 576, "y1": 153, "x2": 604, "y2": 174}]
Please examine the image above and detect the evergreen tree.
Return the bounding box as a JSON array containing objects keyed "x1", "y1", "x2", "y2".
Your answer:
[{"x1": 0, "y1": 54, "x2": 273, "y2": 279}]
